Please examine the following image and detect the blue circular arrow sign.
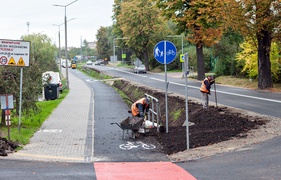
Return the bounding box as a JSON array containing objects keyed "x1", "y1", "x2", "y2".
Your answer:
[{"x1": 154, "y1": 40, "x2": 177, "y2": 64}]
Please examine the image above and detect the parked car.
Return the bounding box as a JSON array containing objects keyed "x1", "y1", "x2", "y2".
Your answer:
[
  {"x1": 134, "y1": 65, "x2": 146, "y2": 73},
  {"x1": 94, "y1": 60, "x2": 104, "y2": 65},
  {"x1": 86, "y1": 60, "x2": 93, "y2": 65}
]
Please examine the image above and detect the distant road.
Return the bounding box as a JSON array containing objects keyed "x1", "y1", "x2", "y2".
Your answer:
[{"x1": 86, "y1": 65, "x2": 281, "y2": 117}]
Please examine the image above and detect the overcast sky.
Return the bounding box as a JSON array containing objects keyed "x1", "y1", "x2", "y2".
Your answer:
[{"x1": 1, "y1": 0, "x2": 114, "y2": 48}]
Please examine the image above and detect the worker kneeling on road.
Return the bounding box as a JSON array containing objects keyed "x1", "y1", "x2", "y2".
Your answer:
[
  {"x1": 131, "y1": 97, "x2": 150, "y2": 117},
  {"x1": 200, "y1": 75, "x2": 215, "y2": 109}
]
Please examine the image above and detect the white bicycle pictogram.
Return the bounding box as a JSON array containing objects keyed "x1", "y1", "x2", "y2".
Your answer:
[
  {"x1": 166, "y1": 50, "x2": 176, "y2": 56},
  {"x1": 119, "y1": 141, "x2": 156, "y2": 150}
]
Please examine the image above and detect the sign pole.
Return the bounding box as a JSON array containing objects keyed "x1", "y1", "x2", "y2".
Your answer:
[
  {"x1": 184, "y1": 53, "x2": 189, "y2": 150},
  {"x1": 153, "y1": 40, "x2": 177, "y2": 134},
  {"x1": 164, "y1": 41, "x2": 169, "y2": 133},
  {"x1": 18, "y1": 67, "x2": 23, "y2": 132}
]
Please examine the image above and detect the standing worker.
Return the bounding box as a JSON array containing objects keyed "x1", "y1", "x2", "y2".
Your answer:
[
  {"x1": 131, "y1": 97, "x2": 150, "y2": 117},
  {"x1": 200, "y1": 75, "x2": 215, "y2": 109}
]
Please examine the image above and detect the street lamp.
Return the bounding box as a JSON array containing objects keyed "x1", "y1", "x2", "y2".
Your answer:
[
  {"x1": 167, "y1": 35, "x2": 184, "y2": 77},
  {"x1": 113, "y1": 37, "x2": 128, "y2": 77},
  {"x1": 26, "y1": 22, "x2": 30, "y2": 35},
  {"x1": 53, "y1": 0, "x2": 78, "y2": 89},
  {"x1": 53, "y1": 22, "x2": 64, "y2": 75},
  {"x1": 53, "y1": 18, "x2": 76, "y2": 77}
]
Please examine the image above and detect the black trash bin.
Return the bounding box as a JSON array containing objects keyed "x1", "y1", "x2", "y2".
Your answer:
[{"x1": 44, "y1": 84, "x2": 59, "y2": 100}]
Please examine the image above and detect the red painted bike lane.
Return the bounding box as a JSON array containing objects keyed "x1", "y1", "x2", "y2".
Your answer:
[{"x1": 94, "y1": 162, "x2": 196, "y2": 180}]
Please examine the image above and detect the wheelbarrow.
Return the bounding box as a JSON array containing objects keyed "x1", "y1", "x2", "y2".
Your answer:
[{"x1": 111, "y1": 116, "x2": 144, "y2": 139}]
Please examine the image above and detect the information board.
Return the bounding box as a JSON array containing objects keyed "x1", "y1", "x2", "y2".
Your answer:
[{"x1": 0, "y1": 39, "x2": 30, "y2": 67}]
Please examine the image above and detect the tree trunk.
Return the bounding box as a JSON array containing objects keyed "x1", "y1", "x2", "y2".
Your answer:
[
  {"x1": 257, "y1": 29, "x2": 273, "y2": 89},
  {"x1": 196, "y1": 44, "x2": 205, "y2": 80},
  {"x1": 143, "y1": 49, "x2": 149, "y2": 71}
]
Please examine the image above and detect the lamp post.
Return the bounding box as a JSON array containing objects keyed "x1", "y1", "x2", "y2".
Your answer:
[
  {"x1": 113, "y1": 37, "x2": 128, "y2": 77},
  {"x1": 53, "y1": 23, "x2": 64, "y2": 75},
  {"x1": 53, "y1": 18, "x2": 76, "y2": 77},
  {"x1": 53, "y1": 0, "x2": 78, "y2": 89},
  {"x1": 26, "y1": 22, "x2": 30, "y2": 35},
  {"x1": 167, "y1": 35, "x2": 184, "y2": 77}
]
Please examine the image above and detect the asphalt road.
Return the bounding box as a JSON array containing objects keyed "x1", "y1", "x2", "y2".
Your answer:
[
  {"x1": 1, "y1": 66, "x2": 280, "y2": 179},
  {"x1": 89, "y1": 65, "x2": 281, "y2": 118}
]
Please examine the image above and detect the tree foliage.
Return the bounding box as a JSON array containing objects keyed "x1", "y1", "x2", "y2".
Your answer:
[
  {"x1": 96, "y1": 26, "x2": 113, "y2": 60},
  {"x1": 156, "y1": 0, "x2": 224, "y2": 80},
  {"x1": 236, "y1": 39, "x2": 281, "y2": 82},
  {"x1": 0, "y1": 33, "x2": 57, "y2": 118},
  {"x1": 223, "y1": 0, "x2": 281, "y2": 89},
  {"x1": 116, "y1": 0, "x2": 169, "y2": 70}
]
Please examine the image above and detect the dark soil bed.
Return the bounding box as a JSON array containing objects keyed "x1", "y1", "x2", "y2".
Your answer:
[
  {"x1": 113, "y1": 79, "x2": 267, "y2": 155},
  {"x1": 145, "y1": 105, "x2": 266, "y2": 155}
]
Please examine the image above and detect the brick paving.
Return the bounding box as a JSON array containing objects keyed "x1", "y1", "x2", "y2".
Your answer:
[{"x1": 6, "y1": 69, "x2": 92, "y2": 162}]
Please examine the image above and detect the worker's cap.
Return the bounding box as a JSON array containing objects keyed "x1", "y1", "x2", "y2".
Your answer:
[
  {"x1": 207, "y1": 75, "x2": 213, "y2": 79},
  {"x1": 145, "y1": 97, "x2": 150, "y2": 104}
]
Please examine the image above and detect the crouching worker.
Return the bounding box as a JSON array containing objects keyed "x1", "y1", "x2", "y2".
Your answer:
[{"x1": 131, "y1": 97, "x2": 150, "y2": 117}]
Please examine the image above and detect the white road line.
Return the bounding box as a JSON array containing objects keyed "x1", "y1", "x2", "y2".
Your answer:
[{"x1": 115, "y1": 69, "x2": 281, "y2": 104}]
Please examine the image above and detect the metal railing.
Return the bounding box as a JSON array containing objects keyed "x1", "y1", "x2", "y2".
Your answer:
[{"x1": 145, "y1": 93, "x2": 161, "y2": 132}]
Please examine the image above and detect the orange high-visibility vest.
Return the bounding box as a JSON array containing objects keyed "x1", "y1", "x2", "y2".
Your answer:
[
  {"x1": 131, "y1": 98, "x2": 148, "y2": 116},
  {"x1": 200, "y1": 78, "x2": 210, "y2": 93}
]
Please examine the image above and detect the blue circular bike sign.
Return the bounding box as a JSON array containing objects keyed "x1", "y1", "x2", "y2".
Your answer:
[{"x1": 154, "y1": 40, "x2": 177, "y2": 64}]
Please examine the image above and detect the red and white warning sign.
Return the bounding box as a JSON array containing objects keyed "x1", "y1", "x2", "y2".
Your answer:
[
  {"x1": 0, "y1": 39, "x2": 30, "y2": 67},
  {"x1": 0, "y1": 56, "x2": 8, "y2": 65}
]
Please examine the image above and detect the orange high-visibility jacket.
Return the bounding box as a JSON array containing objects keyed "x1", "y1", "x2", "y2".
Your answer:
[
  {"x1": 131, "y1": 98, "x2": 148, "y2": 116},
  {"x1": 200, "y1": 78, "x2": 211, "y2": 93}
]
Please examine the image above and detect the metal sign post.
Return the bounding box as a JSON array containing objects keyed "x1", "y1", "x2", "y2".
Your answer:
[
  {"x1": 184, "y1": 53, "x2": 189, "y2": 150},
  {"x1": 154, "y1": 40, "x2": 177, "y2": 133}
]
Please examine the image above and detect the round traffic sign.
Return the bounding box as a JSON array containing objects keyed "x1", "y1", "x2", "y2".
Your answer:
[
  {"x1": 0, "y1": 56, "x2": 8, "y2": 65},
  {"x1": 154, "y1": 41, "x2": 177, "y2": 64}
]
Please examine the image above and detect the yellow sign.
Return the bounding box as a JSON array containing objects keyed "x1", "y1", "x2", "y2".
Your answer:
[
  {"x1": 180, "y1": 54, "x2": 185, "y2": 62},
  {"x1": 17, "y1": 57, "x2": 25, "y2": 66},
  {"x1": 8, "y1": 57, "x2": 16, "y2": 65}
]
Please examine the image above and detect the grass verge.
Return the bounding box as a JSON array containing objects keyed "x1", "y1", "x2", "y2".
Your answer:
[{"x1": 0, "y1": 90, "x2": 69, "y2": 147}]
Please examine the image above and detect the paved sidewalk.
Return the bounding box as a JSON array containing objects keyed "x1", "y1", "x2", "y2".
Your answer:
[{"x1": 6, "y1": 70, "x2": 93, "y2": 162}]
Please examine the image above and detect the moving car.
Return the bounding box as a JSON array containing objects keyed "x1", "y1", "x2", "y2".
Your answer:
[
  {"x1": 134, "y1": 64, "x2": 146, "y2": 73},
  {"x1": 86, "y1": 60, "x2": 93, "y2": 65},
  {"x1": 61, "y1": 60, "x2": 71, "y2": 68}
]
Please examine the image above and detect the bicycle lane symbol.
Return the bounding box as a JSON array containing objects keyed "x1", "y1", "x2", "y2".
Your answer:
[{"x1": 119, "y1": 141, "x2": 156, "y2": 150}]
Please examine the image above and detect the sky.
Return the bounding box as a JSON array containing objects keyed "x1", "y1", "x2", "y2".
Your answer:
[{"x1": 1, "y1": 0, "x2": 114, "y2": 48}]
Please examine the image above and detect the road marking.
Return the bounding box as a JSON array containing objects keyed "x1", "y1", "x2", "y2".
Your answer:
[
  {"x1": 119, "y1": 141, "x2": 156, "y2": 150},
  {"x1": 149, "y1": 77, "x2": 281, "y2": 104},
  {"x1": 113, "y1": 68, "x2": 281, "y2": 104},
  {"x1": 38, "y1": 129, "x2": 62, "y2": 133}
]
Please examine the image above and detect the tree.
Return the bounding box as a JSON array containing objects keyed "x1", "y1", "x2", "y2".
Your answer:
[
  {"x1": 223, "y1": 0, "x2": 281, "y2": 89},
  {"x1": 156, "y1": 0, "x2": 224, "y2": 80},
  {"x1": 116, "y1": 0, "x2": 168, "y2": 70},
  {"x1": 236, "y1": 39, "x2": 281, "y2": 81},
  {"x1": 96, "y1": 26, "x2": 113, "y2": 60},
  {"x1": 0, "y1": 33, "x2": 56, "y2": 120}
]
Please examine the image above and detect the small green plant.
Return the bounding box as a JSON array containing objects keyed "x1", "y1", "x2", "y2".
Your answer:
[{"x1": 171, "y1": 109, "x2": 183, "y2": 121}]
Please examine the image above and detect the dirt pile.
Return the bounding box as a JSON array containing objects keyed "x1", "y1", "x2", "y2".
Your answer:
[{"x1": 0, "y1": 137, "x2": 19, "y2": 156}]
